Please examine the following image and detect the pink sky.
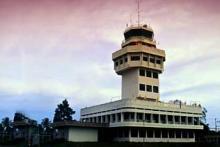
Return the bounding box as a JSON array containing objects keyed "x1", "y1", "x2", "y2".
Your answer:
[{"x1": 0, "y1": 0, "x2": 220, "y2": 127}]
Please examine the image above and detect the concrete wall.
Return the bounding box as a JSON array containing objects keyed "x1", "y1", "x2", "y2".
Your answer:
[
  {"x1": 68, "y1": 127, "x2": 98, "y2": 142},
  {"x1": 122, "y1": 68, "x2": 138, "y2": 99}
]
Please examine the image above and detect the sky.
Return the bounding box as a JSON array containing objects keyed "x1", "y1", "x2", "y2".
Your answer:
[{"x1": 0, "y1": 0, "x2": 219, "y2": 128}]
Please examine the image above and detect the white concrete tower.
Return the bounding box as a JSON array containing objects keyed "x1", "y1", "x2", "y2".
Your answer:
[{"x1": 112, "y1": 24, "x2": 166, "y2": 101}]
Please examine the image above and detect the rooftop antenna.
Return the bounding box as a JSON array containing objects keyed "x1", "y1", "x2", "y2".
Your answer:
[{"x1": 137, "y1": 0, "x2": 140, "y2": 26}]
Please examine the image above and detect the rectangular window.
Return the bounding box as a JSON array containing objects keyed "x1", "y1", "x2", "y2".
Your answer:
[
  {"x1": 120, "y1": 59, "x2": 123, "y2": 64},
  {"x1": 153, "y1": 72, "x2": 158, "y2": 79},
  {"x1": 146, "y1": 71, "x2": 151, "y2": 77},
  {"x1": 139, "y1": 84, "x2": 145, "y2": 91},
  {"x1": 150, "y1": 57, "x2": 155, "y2": 63},
  {"x1": 153, "y1": 86, "x2": 159, "y2": 93},
  {"x1": 131, "y1": 56, "x2": 140, "y2": 61},
  {"x1": 156, "y1": 59, "x2": 161, "y2": 64},
  {"x1": 143, "y1": 56, "x2": 148, "y2": 61},
  {"x1": 146, "y1": 85, "x2": 152, "y2": 92},
  {"x1": 139, "y1": 69, "x2": 145, "y2": 76},
  {"x1": 115, "y1": 62, "x2": 118, "y2": 66},
  {"x1": 124, "y1": 57, "x2": 128, "y2": 62}
]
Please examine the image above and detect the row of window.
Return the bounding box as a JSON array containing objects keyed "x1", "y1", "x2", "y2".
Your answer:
[
  {"x1": 115, "y1": 54, "x2": 162, "y2": 66},
  {"x1": 139, "y1": 69, "x2": 158, "y2": 79},
  {"x1": 114, "y1": 128, "x2": 194, "y2": 139},
  {"x1": 139, "y1": 84, "x2": 159, "y2": 93}
]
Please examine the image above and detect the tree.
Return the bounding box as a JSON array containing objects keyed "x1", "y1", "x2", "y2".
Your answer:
[
  {"x1": 41, "y1": 118, "x2": 52, "y2": 132},
  {"x1": 1, "y1": 117, "x2": 12, "y2": 133},
  {"x1": 13, "y1": 112, "x2": 27, "y2": 122},
  {"x1": 53, "y1": 99, "x2": 75, "y2": 122}
]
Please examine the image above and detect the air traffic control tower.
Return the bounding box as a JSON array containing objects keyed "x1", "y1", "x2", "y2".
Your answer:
[
  {"x1": 80, "y1": 24, "x2": 203, "y2": 142},
  {"x1": 112, "y1": 24, "x2": 165, "y2": 101}
]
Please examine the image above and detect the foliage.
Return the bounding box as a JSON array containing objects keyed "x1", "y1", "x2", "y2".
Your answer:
[{"x1": 53, "y1": 99, "x2": 75, "y2": 122}]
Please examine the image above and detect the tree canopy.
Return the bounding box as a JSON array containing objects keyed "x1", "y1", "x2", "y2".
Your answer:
[{"x1": 53, "y1": 99, "x2": 75, "y2": 122}]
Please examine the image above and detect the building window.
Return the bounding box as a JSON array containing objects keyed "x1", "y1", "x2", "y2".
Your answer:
[
  {"x1": 150, "y1": 57, "x2": 155, "y2": 63},
  {"x1": 115, "y1": 61, "x2": 118, "y2": 66},
  {"x1": 131, "y1": 128, "x2": 138, "y2": 137},
  {"x1": 153, "y1": 86, "x2": 159, "y2": 93},
  {"x1": 120, "y1": 59, "x2": 123, "y2": 64},
  {"x1": 139, "y1": 84, "x2": 145, "y2": 91},
  {"x1": 153, "y1": 72, "x2": 158, "y2": 79},
  {"x1": 143, "y1": 56, "x2": 148, "y2": 61},
  {"x1": 124, "y1": 57, "x2": 128, "y2": 62},
  {"x1": 147, "y1": 130, "x2": 153, "y2": 138},
  {"x1": 146, "y1": 71, "x2": 151, "y2": 77},
  {"x1": 139, "y1": 69, "x2": 145, "y2": 76},
  {"x1": 146, "y1": 85, "x2": 152, "y2": 92},
  {"x1": 131, "y1": 56, "x2": 140, "y2": 61},
  {"x1": 156, "y1": 59, "x2": 161, "y2": 64}
]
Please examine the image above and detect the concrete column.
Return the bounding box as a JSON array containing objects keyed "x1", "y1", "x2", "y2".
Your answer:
[
  {"x1": 101, "y1": 116, "x2": 103, "y2": 123},
  {"x1": 150, "y1": 114, "x2": 153, "y2": 123},
  {"x1": 121, "y1": 112, "x2": 124, "y2": 122},
  {"x1": 129, "y1": 128, "x2": 131, "y2": 138},
  {"x1": 105, "y1": 115, "x2": 108, "y2": 123},
  {"x1": 134, "y1": 112, "x2": 137, "y2": 122},
  {"x1": 166, "y1": 115, "x2": 168, "y2": 124},
  {"x1": 180, "y1": 116, "x2": 182, "y2": 124},
  {"x1": 173, "y1": 115, "x2": 175, "y2": 124},
  {"x1": 143, "y1": 113, "x2": 145, "y2": 122},
  {"x1": 167, "y1": 130, "x2": 169, "y2": 139},
  {"x1": 192, "y1": 117, "x2": 195, "y2": 125},
  {"x1": 186, "y1": 116, "x2": 188, "y2": 125},
  {"x1": 137, "y1": 129, "x2": 140, "y2": 138},
  {"x1": 153, "y1": 130, "x2": 155, "y2": 138},
  {"x1": 116, "y1": 114, "x2": 118, "y2": 122},
  {"x1": 174, "y1": 131, "x2": 176, "y2": 138},
  {"x1": 110, "y1": 114, "x2": 113, "y2": 123}
]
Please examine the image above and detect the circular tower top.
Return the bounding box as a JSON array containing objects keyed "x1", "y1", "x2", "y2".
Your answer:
[{"x1": 122, "y1": 24, "x2": 156, "y2": 48}]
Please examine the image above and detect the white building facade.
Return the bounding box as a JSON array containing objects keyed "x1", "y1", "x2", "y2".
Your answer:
[{"x1": 80, "y1": 24, "x2": 203, "y2": 142}]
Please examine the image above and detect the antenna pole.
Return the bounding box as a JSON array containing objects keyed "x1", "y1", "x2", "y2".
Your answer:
[{"x1": 137, "y1": 0, "x2": 140, "y2": 26}]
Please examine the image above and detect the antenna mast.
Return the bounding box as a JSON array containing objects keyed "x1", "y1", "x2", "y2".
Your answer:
[{"x1": 137, "y1": 0, "x2": 140, "y2": 26}]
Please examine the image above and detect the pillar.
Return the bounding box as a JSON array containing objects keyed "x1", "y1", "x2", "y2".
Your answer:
[
  {"x1": 121, "y1": 112, "x2": 124, "y2": 122},
  {"x1": 134, "y1": 112, "x2": 137, "y2": 122}
]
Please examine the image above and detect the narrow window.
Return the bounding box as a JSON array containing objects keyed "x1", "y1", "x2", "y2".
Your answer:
[
  {"x1": 139, "y1": 84, "x2": 145, "y2": 91},
  {"x1": 131, "y1": 56, "x2": 140, "y2": 61},
  {"x1": 143, "y1": 56, "x2": 148, "y2": 61},
  {"x1": 146, "y1": 71, "x2": 151, "y2": 77},
  {"x1": 115, "y1": 61, "x2": 118, "y2": 66},
  {"x1": 139, "y1": 69, "x2": 145, "y2": 76},
  {"x1": 153, "y1": 72, "x2": 158, "y2": 79},
  {"x1": 153, "y1": 86, "x2": 159, "y2": 93},
  {"x1": 150, "y1": 57, "x2": 155, "y2": 63},
  {"x1": 120, "y1": 59, "x2": 123, "y2": 64},
  {"x1": 146, "y1": 85, "x2": 152, "y2": 92},
  {"x1": 156, "y1": 59, "x2": 161, "y2": 64}
]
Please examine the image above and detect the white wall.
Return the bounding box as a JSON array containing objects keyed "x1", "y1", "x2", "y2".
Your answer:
[{"x1": 68, "y1": 127, "x2": 98, "y2": 142}]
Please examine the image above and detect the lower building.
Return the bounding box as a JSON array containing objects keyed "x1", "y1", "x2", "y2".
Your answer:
[
  {"x1": 53, "y1": 121, "x2": 107, "y2": 142},
  {"x1": 81, "y1": 99, "x2": 203, "y2": 142}
]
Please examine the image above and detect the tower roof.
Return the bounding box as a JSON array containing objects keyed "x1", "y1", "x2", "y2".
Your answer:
[{"x1": 124, "y1": 24, "x2": 154, "y2": 41}]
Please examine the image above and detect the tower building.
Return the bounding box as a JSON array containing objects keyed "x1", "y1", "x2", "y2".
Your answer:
[
  {"x1": 112, "y1": 24, "x2": 165, "y2": 101},
  {"x1": 80, "y1": 24, "x2": 203, "y2": 142}
]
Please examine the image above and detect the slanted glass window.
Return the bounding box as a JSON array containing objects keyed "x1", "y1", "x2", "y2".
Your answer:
[
  {"x1": 120, "y1": 59, "x2": 123, "y2": 64},
  {"x1": 139, "y1": 84, "x2": 145, "y2": 91},
  {"x1": 146, "y1": 71, "x2": 151, "y2": 77},
  {"x1": 150, "y1": 57, "x2": 155, "y2": 63},
  {"x1": 156, "y1": 59, "x2": 161, "y2": 64},
  {"x1": 143, "y1": 56, "x2": 148, "y2": 61},
  {"x1": 146, "y1": 85, "x2": 152, "y2": 92},
  {"x1": 153, "y1": 72, "x2": 158, "y2": 79},
  {"x1": 131, "y1": 56, "x2": 140, "y2": 61},
  {"x1": 115, "y1": 61, "x2": 118, "y2": 66},
  {"x1": 153, "y1": 86, "x2": 159, "y2": 93},
  {"x1": 139, "y1": 69, "x2": 145, "y2": 76}
]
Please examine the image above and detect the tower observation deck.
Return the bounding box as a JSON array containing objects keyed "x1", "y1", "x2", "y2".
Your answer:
[{"x1": 112, "y1": 24, "x2": 166, "y2": 101}]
